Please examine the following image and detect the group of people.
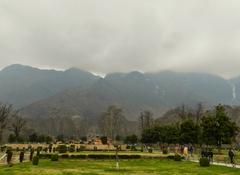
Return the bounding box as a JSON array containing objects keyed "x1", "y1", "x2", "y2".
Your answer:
[
  {"x1": 201, "y1": 147, "x2": 237, "y2": 167},
  {"x1": 176, "y1": 145, "x2": 237, "y2": 167}
]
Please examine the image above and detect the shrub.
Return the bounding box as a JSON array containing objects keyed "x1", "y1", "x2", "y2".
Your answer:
[
  {"x1": 37, "y1": 146, "x2": 42, "y2": 152},
  {"x1": 118, "y1": 155, "x2": 141, "y2": 159},
  {"x1": 100, "y1": 136, "x2": 108, "y2": 145},
  {"x1": 167, "y1": 155, "x2": 175, "y2": 160},
  {"x1": 57, "y1": 145, "x2": 68, "y2": 153},
  {"x1": 61, "y1": 154, "x2": 70, "y2": 158},
  {"x1": 199, "y1": 157, "x2": 210, "y2": 167},
  {"x1": 88, "y1": 154, "x2": 110, "y2": 159},
  {"x1": 32, "y1": 156, "x2": 39, "y2": 165},
  {"x1": 162, "y1": 148, "x2": 168, "y2": 154},
  {"x1": 39, "y1": 154, "x2": 51, "y2": 159},
  {"x1": 131, "y1": 146, "x2": 137, "y2": 151},
  {"x1": 43, "y1": 147, "x2": 48, "y2": 153},
  {"x1": 58, "y1": 154, "x2": 141, "y2": 159},
  {"x1": 79, "y1": 146, "x2": 86, "y2": 151},
  {"x1": 148, "y1": 148, "x2": 153, "y2": 153},
  {"x1": 87, "y1": 154, "x2": 141, "y2": 159},
  {"x1": 30, "y1": 149, "x2": 34, "y2": 161},
  {"x1": 174, "y1": 154, "x2": 182, "y2": 161},
  {"x1": 1, "y1": 146, "x2": 6, "y2": 152},
  {"x1": 51, "y1": 154, "x2": 59, "y2": 161},
  {"x1": 70, "y1": 154, "x2": 87, "y2": 159},
  {"x1": 37, "y1": 150, "x2": 40, "y2": 157},
  {"x1": 6, "y1": 149, "x2": 13, "y2": 165},
  {"x1": 19, "y1": 151, "x2": 24, "y2": 163},
  {"x1": 69, "y1": 145, "x2": 75, "y2": 152},
  {"x1": 48, "y1": 144, "x2": 53, "y2": 153}
]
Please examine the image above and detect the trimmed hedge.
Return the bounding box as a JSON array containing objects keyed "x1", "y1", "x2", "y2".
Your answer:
[
  {"x1": 39, "y1": 154, "x2": 52, "y2": 159},
  {"x1": 119, "y1": 155, "x2": 141, "y2": 159},
  {"x1": 167, "y1": 154, "x2": 184, "y2": 161},
  {"x1": 200, "y1": 157, "x2": 210, "y2": 167},
  {"x1": 174, "y1": 154, "x2": 182, "y2": 161},
  {"x1": 69, "y1": 145, "x2": 75, "y2": 152},
  {"x1": 162, "y1": 149, "x2": 168, "y2": 154},
  {"x1": 32, "y1": 156, "x2": 39, "y2": 165},
  {"x1": 59, "y1": 154, "x2": 142, "y2": 159},
  {"x1": 51, "y1": 154, "x2": 59, "y2": 161},
  {"x1": 57, "y1": 145, "x2": 68, "y2": 153},
  {"x1": 70, "y1": 154, "x2": 87, "y2": 159}
]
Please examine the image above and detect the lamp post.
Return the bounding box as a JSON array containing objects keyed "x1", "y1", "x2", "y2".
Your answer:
[{"x1": 115, "y1": 144, "x2": 120, "y2": 169}]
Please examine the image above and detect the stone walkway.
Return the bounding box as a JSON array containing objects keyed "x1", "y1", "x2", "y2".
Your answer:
[
  {"x1": 190, "y1": 159, "x2": 240, "y2": 169},
  {"x1": 0, "y1": 153, "x2": 30, "y2": 165}
]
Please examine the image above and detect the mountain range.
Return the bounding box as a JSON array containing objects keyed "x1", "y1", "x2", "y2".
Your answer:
[{"x1": 1, "y1": 64, "x2": 240, "y2": 121}]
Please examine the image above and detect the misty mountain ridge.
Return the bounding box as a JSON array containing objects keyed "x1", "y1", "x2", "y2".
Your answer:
[
  {"x1": 0, "y1": 64, "x2": 240, "y2": 121},
  {"x1": 0, "y1": 64, "x2": 99, "y2": 108}
]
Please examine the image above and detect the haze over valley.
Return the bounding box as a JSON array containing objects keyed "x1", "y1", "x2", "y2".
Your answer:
[{"x1": 0, "y1": 64, "x2": 240, "y2": 123}]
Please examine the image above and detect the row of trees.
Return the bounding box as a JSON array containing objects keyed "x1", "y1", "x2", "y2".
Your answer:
[
  {"x1": 98, "y1": 105, "x2": 129, "y2": 140},
  {"x1": 141, "y1": 104, "x2": 239, "y2": 147},
  {"x1": 1, "y1": 102, "x2": 239, "y2": 146},
  {"x1": 0, "y1": 103, "x2": 27, "y2": 143}
]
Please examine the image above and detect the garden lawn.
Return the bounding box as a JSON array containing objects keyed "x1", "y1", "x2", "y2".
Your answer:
[{"x1": 0, "y1": 159, "x2": 240, "y2": 175}]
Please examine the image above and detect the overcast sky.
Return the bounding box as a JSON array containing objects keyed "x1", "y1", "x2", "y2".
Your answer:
[{"x1": 1, "y1": 0, "x2": 240, "y2": 78}]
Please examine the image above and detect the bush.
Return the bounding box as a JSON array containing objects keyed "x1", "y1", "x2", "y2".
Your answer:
[
  {"x1": 57, "y1": 145, "x2": 68, "y2": 153},
  {"x1": 30, "y1": 149, "x2": 34, "y2": 161},
  {"x1": 39, "y1": 154, "x2": 51, "y2": 159},
  {"x1": 70, "y1": 154, "x2": 87, "y2": 159},
  {"x1": 79, "y1": 146, "x2": 86, "y2": 151},
  {"x1": 37, "y1": 146, "x2": 42, "y2": 152},
  {"x1": 162, "y1": 148, "x2": 168, "y2": 154},
  {"x1": 148, "y1": 148, "x2": 153, "y2": 153},
  {"x1": 88, "y1": 154, "x2": 111, "y2": 159},
  {"x1": 69, "y1": 145, "x2": 75, "y2": 152},
  {"x1": 199, "y1": 157, "x2": 210, "y2": 167},
  {"x1": 48, "y1": 144, "x2": 53, "y2": 153},
  {"x1": 124, "y1": 135, "x2": 138, "y2": 145},
  {"x1": 43, "y1": 147, "x2": 48, "y2": 153},
  {"x1": 51, "y1": 154, "x2": 59, "y2": 161},
  {"x1": 87, "y1": 154, "x2": 141, "y2": 159},
  {"x1": 32, "y1": 156, "x2": 39, "y2": 165},
  {"x1": 6, "y1": 149, "x2": 13, "y2": 165},
  {"x1": 131, "y1": 146, "x2": 137, "y2": 151},
  {"x1": 61, "y1": 154, "x2": 70, "y2": 158},
  {"x1": 1, "y1": 146, "x2": 6, "y2": 152},
  {"x1": 174, "y1": 154, "x2": 182, "y2": 161},
  {"x1": 167, "y1": 155, "x2": 175, "y2": 159},
  {"x1": 19, "y1": 151, "x2": 24, "y2": 163},
  {"x1": 100, "y1": 136, "x2": 108, "y2": 145},
  {"x1": 118, "y1": 155, "x2": 141, "y2": 159},
  {"x1": 58, "y1": 154, "x2": 141, "y2": 159}
]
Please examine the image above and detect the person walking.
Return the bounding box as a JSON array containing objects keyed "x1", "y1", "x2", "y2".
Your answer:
[
  {"x1": 183, "y1": 146, "x2": 189, "y2": 160},
  {"x1": 189, "y1": 146, "x2": 193, "y2": 157},
  {"x1": 228, "y1": 148, "x2": 236, "y2": 167}
]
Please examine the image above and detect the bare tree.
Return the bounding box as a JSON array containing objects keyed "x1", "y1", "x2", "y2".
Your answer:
[
  {"x1": 99, "y1": 105, "x2": 125, "y2": 140},
  {"x1": 0, "y1": 103, "x2": 12, "y2": 142},
  {"x1": 9, "y1": 111, "x2": 26, "y2": 141},
  {"x1": 176, "y1": 104, "x2": 186, "y2": 120},
  {"x1": 139, "y1": 110, "x2": 154, "y2": 133},
  {"x1": 195, "y1": 103, "x2": 203, "y2": 123}
]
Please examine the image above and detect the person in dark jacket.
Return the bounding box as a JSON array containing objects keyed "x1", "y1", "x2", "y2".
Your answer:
[{"x1": 228, "y1": 148, "x2": 235, "y2": 167}]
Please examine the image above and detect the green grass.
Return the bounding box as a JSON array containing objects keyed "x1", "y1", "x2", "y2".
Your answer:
[{"x1": 0, "y1": 159, "x2": 239, "y2": 175}]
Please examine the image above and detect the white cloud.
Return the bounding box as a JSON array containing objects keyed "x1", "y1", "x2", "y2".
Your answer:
[{"x1": 1, "y1": 0, "x2": 240, "y2": 78}]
